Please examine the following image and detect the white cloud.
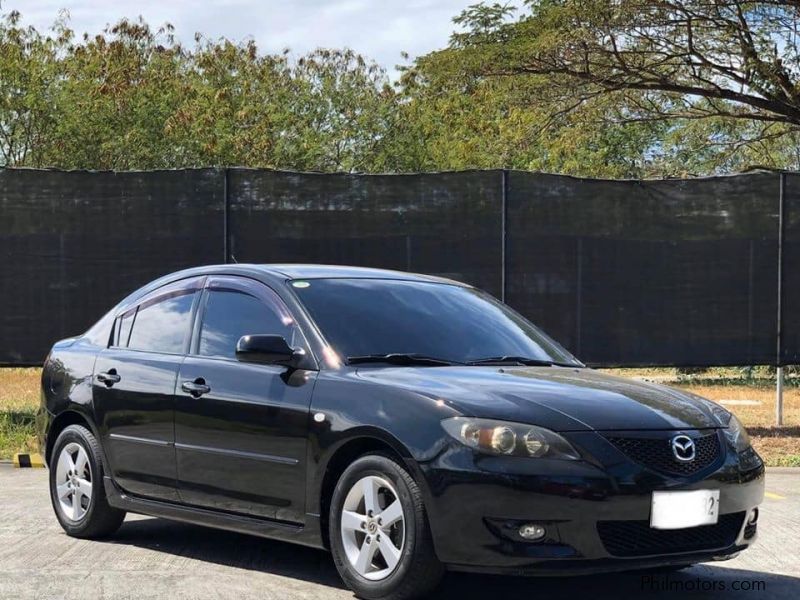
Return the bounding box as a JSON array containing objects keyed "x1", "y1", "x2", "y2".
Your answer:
[{"x1": 6, "y1": 0, "x2": 472, "y2": 78}]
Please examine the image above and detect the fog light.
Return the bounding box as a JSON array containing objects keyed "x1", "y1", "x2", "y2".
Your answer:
[
  {"x1": 747, "y1": 508, "x2": 759, "y2": 525},
  {"x1": 518, "y1": 523, "x2": 546, "y2": 540}
]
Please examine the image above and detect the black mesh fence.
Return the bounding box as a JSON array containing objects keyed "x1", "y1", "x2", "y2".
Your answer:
[
  {"x1": 0, "y1": 168, "x2": 225, "y2": 364},
  {"x1": 0, "y1": 167, "x2": 794, "y2": 367},
  {"x1": 781, "y1": 173, "x2": 800, "y2": 365},
  {"x1": 227, "y1": 169, "x2": 503, "y2": 297},
  {"x1": 506, "y1": 172, "x2": 780, "y2": 367}
]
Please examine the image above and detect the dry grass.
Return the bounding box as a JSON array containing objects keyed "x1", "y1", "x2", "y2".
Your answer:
[
  {"x1": 672, "y1": 384, "x2": 800, "y2": 466},
  {"x1": 743, "y1": 429, "x2": 800, "y2": 467},
  {"x1": 1, "y1": 367, "x2": 798, "y2": 465},
  {"x1": 0, "y1": 368, "x2": 41, "y2": 459},
  {"x1": 672, "y1": 384, "x2": 799, "y2": 427}
]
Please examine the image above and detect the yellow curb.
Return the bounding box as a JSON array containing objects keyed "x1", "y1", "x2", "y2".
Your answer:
[
  {"x1": 765, "y1": 491, "x2": 786, "y2": 500},
  {"x1": 12, "y1": 453, "x2": 45, "y2": 469}
]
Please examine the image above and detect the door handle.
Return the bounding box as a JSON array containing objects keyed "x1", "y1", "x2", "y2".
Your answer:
[
  {"x1": 96, "y1": 369, "x2": 121, "y2": 387},
  {"x1": 181, "y1": 378, "x2": 211, "y2": 397}
]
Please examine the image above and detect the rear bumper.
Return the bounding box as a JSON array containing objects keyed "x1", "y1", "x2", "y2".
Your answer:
[{"x1": 419, "y1": 434, "x2": 765, "y2": 573}]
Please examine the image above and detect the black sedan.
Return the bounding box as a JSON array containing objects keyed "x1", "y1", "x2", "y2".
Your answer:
[{"x1": 39, "y1": 264, "x2": 764, "y2": 600}]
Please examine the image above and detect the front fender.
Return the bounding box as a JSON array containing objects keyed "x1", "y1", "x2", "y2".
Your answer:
[{"x1": 305, "y1": 371, "x2": 460, "y2": 518}]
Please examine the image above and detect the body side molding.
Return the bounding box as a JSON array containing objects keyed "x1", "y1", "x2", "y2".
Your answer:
[{"x1": 103, "y1": 476, "x2": 324, "y2": 549}]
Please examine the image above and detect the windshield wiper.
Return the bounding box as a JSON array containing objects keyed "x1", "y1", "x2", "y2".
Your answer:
[
  {"x1": 346, "y1": 353, "x2": 461, "y2": 367},
  {"x1": 467, "y1": 355, "x2": 561, "y2": 367}
]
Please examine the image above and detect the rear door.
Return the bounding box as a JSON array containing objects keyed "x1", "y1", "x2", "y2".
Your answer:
[
  {"x1": 174, "y1": 276, "x2": 317, "y2": 522},
  {"x1": 93, "y1": 277, "x2": 203, "y2": 502}
]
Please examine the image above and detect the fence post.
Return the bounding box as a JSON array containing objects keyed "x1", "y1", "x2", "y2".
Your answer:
[
  {"x1": 576, "y1": 236, "x2": 583, "y2": 358},
  {"x1": 776, "y1": 171, "x2": 786, "y2": 426},
  {"x1": 777, "y1": 367, "x2": 784, "y2": 426},
  {"x1": 501, "y1": 169, "x2": 508, "y2": 303},
  {"x1": 223, "y1": 167, "x2": 230, "y2": 264}
]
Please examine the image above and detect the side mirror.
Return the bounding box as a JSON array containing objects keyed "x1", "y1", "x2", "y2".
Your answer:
[{"x1": 235, "y1": 334, "x2": 305, "y2": 368}]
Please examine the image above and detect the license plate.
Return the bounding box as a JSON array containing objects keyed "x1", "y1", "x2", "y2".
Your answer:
[{"x1": 650, "y1": 490, "x2": 720, "y2": 530}]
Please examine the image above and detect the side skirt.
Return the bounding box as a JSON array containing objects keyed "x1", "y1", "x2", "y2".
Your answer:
[{"x1": 103, "y1": 476, "x2": 326, "y2": 550}]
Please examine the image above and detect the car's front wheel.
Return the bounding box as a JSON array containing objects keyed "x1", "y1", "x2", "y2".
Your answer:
[
  {"x1": 329, "y1": 454, "x2": 443, "y2": 600},
  {"x1": 49, "y1": 424, "x2": 126, "y2": 538}
]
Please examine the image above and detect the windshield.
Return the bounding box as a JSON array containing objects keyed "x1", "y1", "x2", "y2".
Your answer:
[{"x1": 290, "y1": 278, "x2": 581, "y2": 367}]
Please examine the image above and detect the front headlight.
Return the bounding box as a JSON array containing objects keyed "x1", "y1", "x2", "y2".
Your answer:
[
  {"x1": 441, "y1": 417, "x2": 580, "y2": 460},
  {"x1": 725, "y1": 413, "x2": 752, "y2": 452},
  {"x1": 710, "y1": 405, "x2": 752, "y2": 452}
]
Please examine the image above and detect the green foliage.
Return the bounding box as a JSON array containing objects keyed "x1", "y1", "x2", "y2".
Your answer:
[
  {"x1": 0, "y1": 12, "x2": 396, "y2": 171},
  {"x1": 439, "y1": 0, "x2": 800, "y2": 176},
  {"x1": 388, "y1": 22, "x2": 668, "y2": 177},
  {"x1": 3, "y1": 4, "x2": 800, "y2": 175},
  {"x1": 0, "y1": 10, "x2": 63, "y2": 167},
  {"x1": 45, "y1": 19, "x2": 188, "y2": 169}
]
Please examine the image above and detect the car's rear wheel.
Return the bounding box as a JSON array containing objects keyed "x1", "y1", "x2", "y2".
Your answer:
[
  {"x1": 329, "y1": 454, "x2": 443, "y2": 600},
  {"x1": 49, "y1": 424, "x2": 126, "y2": 538}
]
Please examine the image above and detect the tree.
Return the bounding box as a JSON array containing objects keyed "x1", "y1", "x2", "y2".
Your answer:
[
  {"x1": 0, "y1": 9, "x2": 397, "y2": 172},
  {"x1": 446, "y1": 0, "x2": 800, "y2": 172},
  {"x1": 43, "y1": 18, "x2": 188, "y2": 170},
  {"x1": 281, "y1": 49, "x2": 397, "y2": 172},
  {"x1": 389, "y1": 20, "x2": 669, "y2": 177},
  {"x1": 0, "y1": 10, "x2": 63, "y2": 167},
  {"x1": 166, "y1": 44, "x2": 396, "y2": 171},
  {"x1": 6, "y1": 3, "x2": 800, "y2": 175}
]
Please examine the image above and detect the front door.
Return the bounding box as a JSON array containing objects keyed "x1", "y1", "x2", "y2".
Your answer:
[
  {"x1": 174, "y1": 276, "x2": 316, "y2": 523},
  {"x1": 94, "y1": 277, "x2": 202, "y2": 502}
]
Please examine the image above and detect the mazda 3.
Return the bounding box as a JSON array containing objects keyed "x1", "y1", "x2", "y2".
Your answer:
[{"x1": 39, "y1": 264, "x2": 765, "y2": 600}]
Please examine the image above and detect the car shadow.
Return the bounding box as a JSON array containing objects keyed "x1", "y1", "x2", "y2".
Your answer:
[
  {"x1": 106, "y1": 516, "x2": 346, "y2": 589},
  {"x1": 438, "y1": 566, "x2": 799, "y2": 599},
  {"x1": 105, "y1": 517, "x2": 799, "y2": 599}
]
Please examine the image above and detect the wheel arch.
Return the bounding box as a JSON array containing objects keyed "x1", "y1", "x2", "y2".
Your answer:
[
  {"x1": 315, "y1": 430, "x2": 427, "y2": 550},
  {"x1": 45, "y1": 410, "x2": 101, "y2": 467}
]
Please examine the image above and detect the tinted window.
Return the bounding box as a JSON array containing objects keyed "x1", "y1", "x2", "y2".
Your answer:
[
  {"x1": 126, "y1": 291, "x2": 196, "y2": 354},
  {"x1": 198, "y1": 290, "x2": 298, "y2": 359},
  {"x1": 291, "y1": 278, "x2": 580, "y2": 365}
]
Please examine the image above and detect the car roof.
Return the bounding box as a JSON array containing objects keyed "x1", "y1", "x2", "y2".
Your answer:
[
  {"x1": 147, "y1": 263, "x2": 470, "y2": 290},
  {"x1": 261, "y1": 263, "x2": 467, "y2": 285}
]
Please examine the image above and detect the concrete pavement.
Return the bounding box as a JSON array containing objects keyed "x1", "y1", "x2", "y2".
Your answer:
[{"x1": 0, "y1": 466, "x2": 798, "y2": 599}]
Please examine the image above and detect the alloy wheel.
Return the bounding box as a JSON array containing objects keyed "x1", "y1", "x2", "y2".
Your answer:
[
  {"x1": 55, "y1": 442, "x2": 93, "y2": 521},
  {"x1": 340, "y1": 475, "x2": 406, "y2": 580}
]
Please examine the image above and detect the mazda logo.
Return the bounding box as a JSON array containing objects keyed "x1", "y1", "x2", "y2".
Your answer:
[{"x1": 671, "y1": 434, "x2": 696, "y2": 462}]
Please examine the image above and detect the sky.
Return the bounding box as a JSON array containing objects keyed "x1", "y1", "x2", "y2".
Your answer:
[{"x1": 5, "y1": 0, "x2": 475, "y2": 78}]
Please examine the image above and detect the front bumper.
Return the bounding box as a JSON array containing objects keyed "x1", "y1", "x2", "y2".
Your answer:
[{"x1": 419, "y1": 430, "x2": 765, "y2": 574}]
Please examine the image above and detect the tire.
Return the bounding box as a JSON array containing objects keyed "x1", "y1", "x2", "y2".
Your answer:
[
  {"x1": 49, "y1": 424, "x2": 126, "y2": 538},
  {"x1": 329, "y1": 454, "x2": 443, "y2": 600}
]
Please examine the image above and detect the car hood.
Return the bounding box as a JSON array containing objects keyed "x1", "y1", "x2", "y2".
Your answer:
[{"x1": 355, "y1": 365, "x2": 721, "y2": 431}]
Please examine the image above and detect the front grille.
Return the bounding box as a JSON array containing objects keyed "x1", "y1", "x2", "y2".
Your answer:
[
  {"x1": 606, "y1": 431, "x2": 721, "y2": 475},
  {"x1": 598, "y1": 512, "x2": 745, "y2": 557}
]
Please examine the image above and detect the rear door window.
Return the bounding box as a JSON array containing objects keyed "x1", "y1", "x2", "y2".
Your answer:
[
  {"x1": 113, "y1": 309, "x2": 136, "y2": 348},
  {"x1": 127, "y1": 291, "x2": 197, "y2": 354},
  {"x1": 111, "y1": 278, "x2": 203, "y2": 354}
]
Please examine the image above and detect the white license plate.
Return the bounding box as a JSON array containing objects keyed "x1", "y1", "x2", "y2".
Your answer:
[{"x1": 650, "y1": 490, "x2": 720, "y2": 530}]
